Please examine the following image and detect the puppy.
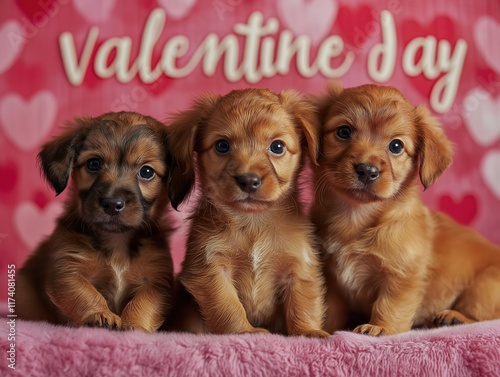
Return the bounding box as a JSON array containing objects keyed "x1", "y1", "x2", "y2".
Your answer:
[
  {"x1": 166, "y1": 88, "x2": 329, "y2": 337},
  {"x1": 311, "y1": 83, "x2": 500, "y2": 336},
  {"x1": 17, "y1": 112, "x2": 174, "y2": 332}
]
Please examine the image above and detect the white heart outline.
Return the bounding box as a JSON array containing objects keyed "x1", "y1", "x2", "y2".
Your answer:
[
  {"x1": 14, "y1": 201, "x2": 63, "y2": 249},
  {"x1": 276, "y1": 0, "x2": 338, "y2": 45},
  {"x1": 0, "y1": 91, "x2": 58, "y2": 151},
  {"x1": 481, "y1": 150, "x2": 500, "y2": 200},
  {"x1": 462, "y1": 88, "x2": 500, "y2": 147}
]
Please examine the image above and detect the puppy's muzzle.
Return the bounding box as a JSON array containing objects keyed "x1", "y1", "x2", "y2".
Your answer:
[
  {"x1": 101, "y1": 197, "x2": 126, "y2": 216},
  {"x1": 355, "y1": 163, "x2": 380, "y2": 185},
  {"x1": 236, "y1": 173, "x2": 262, "y2": 193}
]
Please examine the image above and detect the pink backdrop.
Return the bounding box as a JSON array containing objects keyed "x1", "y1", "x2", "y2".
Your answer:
[{"x1": 1, "y1": 0, "x2": 499, "y2": 303}]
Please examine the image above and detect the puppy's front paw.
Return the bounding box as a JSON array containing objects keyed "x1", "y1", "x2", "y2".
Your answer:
[
  {"x1": 433, "y1": 310, "x2": 474, "y2": 327},
  {"x1": 82, "y1": 311, "x2": 121, "y2": 330},
  {"x1": 353, "y1": 323, "x2": 389, "y2": 336}
]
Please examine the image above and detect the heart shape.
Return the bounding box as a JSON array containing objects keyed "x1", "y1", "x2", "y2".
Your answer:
[
  {"x1": 474, "y1": 16, "x2": 500, "y2": 74},
  {"x1": 400, "y1": 16, "x2": 456, "y2": 99},
  {"x1": 16, "y1": 0, "x2": 60, "y2": 19},
  {"x1": 157, "y1": 0, "x2": 197, "y2": 20},
  {"x1": 438, "y1": 194, "x2": 478, "y2": 226},
  {"x1": 0, "y1": 161, "x2": 18, "y2": 194},
  {"x1": 0, "y1": 91, "x2": 58, "y2": 151},
  {"x1": 0, "y1": 20, "x2": 23, "y2": 74},
  {"x1": 14, "y1": 201, "x2": 63, "y2": 249},
  {"x1": 336, "y1": 5, "x2": 374, "y2": 49},
  {"x1": 73, "y1": 0, "x2": 117, "y2": 22},
  {"x1": 32, "y1": 191, "x2": 52, "y2": 209},
  {"x1": 276, "y1": 0, "x2": 338, "y2": 45},
  {"x1": 462, "y1": 88, "x2": 500, "y2": 146},
  {"x1": 481, "y1": 150, "x2": 500, "y2": 200}
]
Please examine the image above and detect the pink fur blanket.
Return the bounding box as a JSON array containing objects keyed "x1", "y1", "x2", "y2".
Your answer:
[{"x1": 1, "y1": 319, "x2": 500, "y2": 376}]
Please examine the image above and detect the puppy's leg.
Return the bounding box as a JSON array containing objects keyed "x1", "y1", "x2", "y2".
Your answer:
[
  {"x1": 165, "y1": 283, "x2": 207, "y2": 333},
  {"x1": 354, "y1": 278, "x2": 424, "y2": 336},
  {"x1": 282, "y1": 261, "x2": 330, "y2": 338},
  {"x1": 323, "y1": 282, "x2": 350, "y2": 333},
  {"x1": 183, "y1": 269, "x2": 269, "y2": 335},
  {"x1": 17, "y1": 274, "x2": 55, "y2": 323},
  {"x1": 47, "y1": 275, "x2": 121, "y2": 329},
  {"x1": 433, "y1": 309, "x2": 475, "y2": 326},
  {"x1": 121, "y1": 285, "x2": 172, "y2": 332},
  {"x1": 322, "y1": 260, "x2": 351, "y2": 333},
  {"x1": 436, "y1": 266, "x2": 500, "y2": 326}
]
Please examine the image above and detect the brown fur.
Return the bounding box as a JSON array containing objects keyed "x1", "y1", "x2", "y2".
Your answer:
[
  {"x1": 311, "y1": 83, "x2": 500, "y2": 335},
  {"x1": 17, "y1": 112, "x2": 174, "y2": 332},
  {"x1": 166, "y1": 88, "x2": 329, "y2": 337}
]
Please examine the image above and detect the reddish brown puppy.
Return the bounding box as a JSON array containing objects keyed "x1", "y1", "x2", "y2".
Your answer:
[
  {"x1": 312, "y1": 83, "x2": 500, "y2": 335},
  {"x1": 167, "y1": 88, "x2": 328, "y2": 337}
]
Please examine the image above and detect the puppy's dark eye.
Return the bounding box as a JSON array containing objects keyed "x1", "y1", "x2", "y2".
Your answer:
[
  {"x1": 336, "y1": 126, "x2": 352, "y2": 140},
  {"x1": 86, "y1": 158, "x2": 101, "y2": 172},
  {"x1": 388, "y1": 139, "x2": 404, "y2": 155},
  {"x1": 269, "y1": 140, "x2": 285, "y2": 156},
  {"x1": 138, "y1": 165, "x2": 155, "y2": 180},
  {"x1": 215, "y1": 139, "x2": 230, "y2": 154}
]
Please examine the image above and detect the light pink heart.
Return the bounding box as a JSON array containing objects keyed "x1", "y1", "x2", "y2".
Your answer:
[
  {"x1": 481, "y1": 151, "x2": 500, "y2": 200},
  {"x1": 157, "y1": 0, "x2": 197, "y2": 20},
  {"x1": 14, "y1": 201, "x2": 63, "y2": 250},
  {"x1": 0, "y1": 20, "x2": 24, "y2": 74},
  {"x1": 73, "y1": 0, "x2": 117, "y2": 22},
  {"x1": 0, "y1": 91, "x2": 58, "y2": 151},
  {"x1": 462, "y1": 88, "x2": 500, "y2": 146},
  {"x1": 474, "y1": 16, "x2": 500, "y2": 74},
  {"x1": 276, "y1": 0, "x2": 338, "y2": 45}
]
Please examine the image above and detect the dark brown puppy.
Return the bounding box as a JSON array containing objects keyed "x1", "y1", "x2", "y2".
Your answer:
[
  {"x1": 167, "y1": 88, "x2": 329, "y2": 337},
  {"x1": 312, "y1": 83, "x2": 500, "y2": 336},
  {"x1": 17, "y1": 112, "x2": 174, "y2": 332}
]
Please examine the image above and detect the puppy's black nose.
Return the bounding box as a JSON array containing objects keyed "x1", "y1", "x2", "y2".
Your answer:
[
  {"x1": 355, "y1": 163, "x2": 380, "y2": 185},
  {"x1": 236, "y1": 173, "x2": 262, "y2": 193},
  {"x1": 101, "y1": 197, "x2": 126, "y2": 216}
]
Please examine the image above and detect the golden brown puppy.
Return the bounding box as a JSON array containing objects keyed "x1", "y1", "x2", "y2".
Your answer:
[
  {"x1": 17, "y1": 112, "x2": 174, "y2": 332},
  {"x1": 166, "y1": 88, "x2": 329, "y2": 337},
  {"x1": 311, "y1": 83, "x2": 500, "y2": 336}
]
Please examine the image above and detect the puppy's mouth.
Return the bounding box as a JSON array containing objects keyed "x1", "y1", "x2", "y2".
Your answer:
[
  {"x1": 345, "y1": 188, "x2": 382, "y2": 203},
  {"x1": 96, "y1": 220, "x2": 136, "y2": 233},
  {"x1": 230, "y1": 196, "x2": 273, "y2": 212},
  {"x1": 94, "y1": 212, "x2": 138, "y2": 233}
]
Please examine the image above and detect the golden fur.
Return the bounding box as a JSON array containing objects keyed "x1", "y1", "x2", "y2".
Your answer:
[
  {"x1": 17, "y1": 112, "x2": 174, "y2": 332},
  {"x1": 166, "y1": 88, "x2": 329, "y2": 337},
  {"x1": 311, "y1": 83, "x2": 500, "y2": 335}
]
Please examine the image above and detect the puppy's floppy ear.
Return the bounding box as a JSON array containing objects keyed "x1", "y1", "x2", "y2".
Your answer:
[
  {"x1": 414, "y1": 105, "x2": 453, "y2": 190},
  {"x1": 167, "y1": 94, "x2": 220, "y2": 210},
  {"x1": 38, "y1": 118, "x2": 92, "y2": 195},
  {"x1": 279, "y1": 90, "x2": 321, "y2": 165},
  {"x1": 314, "y1": 81, "x2": 344, "y2": 122},
  {"x1": 307, "y1": 82, "x2": 344, "y2": 162}
]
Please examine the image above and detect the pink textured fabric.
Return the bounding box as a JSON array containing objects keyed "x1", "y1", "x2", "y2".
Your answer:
[{"x1": 1, "y1": 319, "x2": 499, "y2": 376}]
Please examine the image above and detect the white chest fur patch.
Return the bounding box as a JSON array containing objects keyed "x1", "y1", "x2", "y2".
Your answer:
[
  {"x1": 249, "y1": 241, "x2": 268, "y2": 305},
  {"x1": 326, "y1": 238, "x2": 373, "y2": 298},
  {"x1": 251, "y1": 242, "x2": 267, "y2": 273},
  {"x1": 104, "y1": 234, "x2": 131, "y2": 310}
]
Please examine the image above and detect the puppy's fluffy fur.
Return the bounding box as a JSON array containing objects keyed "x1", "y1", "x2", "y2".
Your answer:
[
  {"x1": 312, "y1": 83, "x2": 500, "y2": 336},
  {"x1": 167, "y1": 88, "x2": 328, "y2": 337},
  {"x1": 17, "y1": 112, "x2": 174, "y2": 332}
]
